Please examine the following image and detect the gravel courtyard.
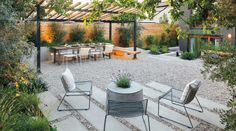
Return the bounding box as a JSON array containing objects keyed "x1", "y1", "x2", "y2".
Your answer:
[{"x1": 41, "y1": 49, "x2": 229, "y2": 105}]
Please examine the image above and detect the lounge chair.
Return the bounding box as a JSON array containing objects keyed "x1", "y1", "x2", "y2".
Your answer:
[
  {"x1": 157, "y1": 80, "x2": 203, "y2": 128},
  {"x1": 57, "y1": 68, "x2": 92, "y2": 111}
]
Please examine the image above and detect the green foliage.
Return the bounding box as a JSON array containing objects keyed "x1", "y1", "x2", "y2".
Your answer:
[
  {"x1": 181, "y1": 52, "x2": 195, "y2": 60},
  {"x1": 88, "y1": 0, "x2": 144, "y2": 23},
  {"x1": 150, "y1": 45, "x2": 158, "y2": 54},
  {"x1": 113, "y1": 71, "x2": 132, "y2": 88},
  {"x1": 51, "y1": 23, "x2": 66, "y2": 43},
  {"x1": 0, "y1": 89, "x2": 52, "y2": 131},
  {"x1": 146, "y1": 35, "x2": 157, "y2": 48},
  {"x1": 159, "y1": 46, "x2": 169, "y2": 53},
  {"x1": 91, "y1": 25, "x2": 105, "y2": 42},
  {"x1": 117, "y1": 26, "x2": 131, "y2": 47},
  {"x1": 116, "y1": 76, "x2": 131, "y2": 88},
  {"x1": 70, "y1": 26, "x2": 85, "y2": 42},
  {"x1": 159, "y1": 13, "x2": 169, "y2": 24},
  {"x1": 201, "y1": 41, "x2": 236, "y2": 130},
  {"x1": 14, "y1": 116, "x2": 52, "y2": 131},
  {"x1": 137, "y1": 39, "x2": 144, "y2": 48}
]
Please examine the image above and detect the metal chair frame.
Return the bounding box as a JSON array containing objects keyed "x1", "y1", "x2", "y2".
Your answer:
[
  {"x1": 103, "y1": 99, "x2": 151, "y2": 131},
  {"x1": 57, "y1": 80, "x2": 92, "y2": 111},
  {"x1": 158, "y1": 88, "x2": 203, "y2": 128}
]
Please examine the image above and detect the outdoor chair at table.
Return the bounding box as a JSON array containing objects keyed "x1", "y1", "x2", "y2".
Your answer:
[
  {"x1": 103, "y1": 44, "x2": 114, "y2": 59},
  {"x1": 77, "y1": 47, "x2": 91, "y2": 62},
  {"x1": 62, "y1": 49, "x2": 79, "y2": 64},
  {"x1": 57, "y1": 68, "x2": 92, "y2": 111},
  {"x1": 104, "y1": 99, "x2": 151, "y2": 131},
  {"x1": 89, "y1": 45, "x2": 103, "y2": 61},
  {"x1": 157, "y1": 80, "x2": 203, "y2": 128}
]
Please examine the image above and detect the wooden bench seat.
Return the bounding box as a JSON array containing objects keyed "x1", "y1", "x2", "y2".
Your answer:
[{"x1": 112, "y1": 47, "x2": 141, "y2": 59}]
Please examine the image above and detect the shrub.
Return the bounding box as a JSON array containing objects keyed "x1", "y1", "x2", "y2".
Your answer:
[
  {"x1": 116, "y1": 76, "x2": 131, "y2": 88},
  {"x1": 91, "y1": 25, "x2": 105, "y2": 42},
  {"x1": 113, "y1": 71, "x2": 132, "y2": 88},
  {"x1": 159, "y1": 46, "x2": 169, "y2": 53},
  {"x1": 70, "y1": 26, "x2": 85, "y2": 42},
  {"x1": 181, "y1": 52, "x2": 195, "y2": 60},
  {"x1": 15, "y1": 116, "x2": 52, "y2": 131},
  {"x1": 146, "y1": 35, "x2": 156, "y2": 47},
  {"x1": 51, "y1": 23, "x2": 66, "y2": 43},
  {"x1": 137, "y1": 39, "x2": 144, "y2": 48},
  {"x1": 150, "y1": 45, "x2": 158, "y2": 54},
  {"x1": 117, "y1": 26, "x2": 131, "y2": 47}
]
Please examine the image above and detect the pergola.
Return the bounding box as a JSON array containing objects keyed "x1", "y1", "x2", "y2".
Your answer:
[{"x1": 26, "y1": 0, "x2": 168, "y2": 72}]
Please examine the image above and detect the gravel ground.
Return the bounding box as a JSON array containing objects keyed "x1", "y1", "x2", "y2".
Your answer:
[{"x1": 41, "y1": 48, "x2": 229, "y2": 105}]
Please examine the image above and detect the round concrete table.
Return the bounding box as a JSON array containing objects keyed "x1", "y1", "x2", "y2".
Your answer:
[{"x1": 107, "y1": 81, "x2": 143, "y2": 102}]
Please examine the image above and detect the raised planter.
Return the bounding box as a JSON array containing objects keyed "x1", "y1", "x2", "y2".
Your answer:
[
  {"x1": 40, "y1": 47, "x2": 50, "y2": 62},
  {"x1": 107, "y1": 81, "x2": 143, "y2": 102}
]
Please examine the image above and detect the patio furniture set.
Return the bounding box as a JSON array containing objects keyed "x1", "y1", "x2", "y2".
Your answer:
[
  {"x1": 58, "y1": 68, "x2": 203, "y2": 131},
  {"x1": 51, "y1": 44, "x2": 114, "y2": 64}
]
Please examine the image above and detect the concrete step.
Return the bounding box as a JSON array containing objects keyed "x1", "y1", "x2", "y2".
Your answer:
[
  {"x1": 60, "y1": 93, "x2": 131, "y2": 131},
  {"x1": 92, "y1": 86, "x2": 176, "y2": 131},
  {"x1": 52, "y1": 116, "x2": 88, "y2": 131},
  {"x1": 145, "y1": 81, "x2": 225, "y2": 129},
  {"x1": 38, "y1": 91, "x2": 71, "y2": 121},
  {"x1": 146, "y1": 81, "x2": 227, "y2": 111}
]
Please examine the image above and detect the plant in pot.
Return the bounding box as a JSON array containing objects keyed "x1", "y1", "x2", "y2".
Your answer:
[{"x1": 113, "y1": 71, "x2": 132, "y2": 88}]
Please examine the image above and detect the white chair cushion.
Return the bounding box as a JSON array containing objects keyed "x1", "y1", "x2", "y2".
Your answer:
[
  {"x1": 180, "y1": 80, "x2": 200, "y2": 101},
  {"x1": 62, "y1": 68, "x2": 76, "y2": 91}
]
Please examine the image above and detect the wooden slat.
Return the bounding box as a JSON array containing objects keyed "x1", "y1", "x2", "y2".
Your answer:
[{"x1": 70, "y1": 12, "x2": 87, "y2": 20}]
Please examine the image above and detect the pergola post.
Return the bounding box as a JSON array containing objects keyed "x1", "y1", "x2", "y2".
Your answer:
[
  {"x1": 36, "y1": 4, "x2": 41, "y2": 73},
  {"x1": 109, "y1": 21, "x2": 112, "y2": 41},
  {"x1": 133, "y1": 20, "x2": 137, "y2": 59}
]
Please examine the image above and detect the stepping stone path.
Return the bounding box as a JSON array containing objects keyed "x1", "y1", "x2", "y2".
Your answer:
[{"x1": 38, "y1": 81, "x2": 226, "y2": 131}]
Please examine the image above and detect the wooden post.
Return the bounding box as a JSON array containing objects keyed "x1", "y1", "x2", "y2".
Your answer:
[{"x1": 36, "y1": 4, "x2": 41, "y2": 73}]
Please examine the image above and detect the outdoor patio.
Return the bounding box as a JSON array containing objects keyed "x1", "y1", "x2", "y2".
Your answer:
[{"x1": 39, "y1": 48, "x2": 228, "y2": 131}]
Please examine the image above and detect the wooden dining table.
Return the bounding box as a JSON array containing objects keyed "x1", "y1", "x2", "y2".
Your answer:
[{"x1": 51, "y1": 44, "x2": 104, "y2": 64}]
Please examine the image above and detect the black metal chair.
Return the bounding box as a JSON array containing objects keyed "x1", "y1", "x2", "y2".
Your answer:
[
  {"x1": 104, "y1": 99, "x2": 150, "y2": 131},
  {"x1": 157, "y1": 81, "x2": 203, "y2": 128},
  {"x1": 57, "y1": 72, "x2": 92, "y2": 111}
]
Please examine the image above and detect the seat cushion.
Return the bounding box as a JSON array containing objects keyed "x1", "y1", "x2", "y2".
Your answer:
[
  {"x1": 180, "y1": 80, "x2": 201, "y2": 102},
  {"x1": 62, "y1": 68, "x2": 76, "y2": 91}
]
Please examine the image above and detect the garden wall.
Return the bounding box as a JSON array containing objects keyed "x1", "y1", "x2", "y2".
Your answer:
[{"x1": 40, "y1": 22, "x2": 170, "y2": 47}]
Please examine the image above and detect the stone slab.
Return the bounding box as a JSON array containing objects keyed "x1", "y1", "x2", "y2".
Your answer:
[
  {"x1": 61, "y1": 93, "x2": 130, "y2": 131},
  {"x1": 38, "y1": 91, "x2": 71, "y2": 121},
  {"x1": 145, "y1": 81, "x2": 225, "y2": 128},
  {"x1": 146, "y1": 81, "x2": 227, "y2": 111},
  {"x1": 53, "y1": 116, "x2": 88, "y2": 131},
  {"x1": 93, "y1": 86, "x2": 174, "y2": 131}
]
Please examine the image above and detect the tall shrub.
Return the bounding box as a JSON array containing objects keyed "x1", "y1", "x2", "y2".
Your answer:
[
  {"x1": 117, "y1": 26, "x2": 131, "y2": 47},
  {"x1": 146, "y1": 35, "x2": 157, "y2": 48},
  {"x1": 51, "y1": 23, "x2": 66, "y2": 43},
  {"x1": 70, "y1": 26, "x2": 85, "y2": 42},
  {"x1": 91, "y1": 25, "x2": 105, "y2": 42}
]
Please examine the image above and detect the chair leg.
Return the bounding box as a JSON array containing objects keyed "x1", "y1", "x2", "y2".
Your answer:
[
  {"x1": 103, "y1": 115, "x2": 108, "y2": 131},
  {"x1": 157, "y1": 99, "x2": 160, "y2": 116},
  {"x1": 147, "y1": 114, "x2": 151, "y2": 131},
  {"x1": 57, "y1": 93, "x2": 66, "y2": 111},
  {"x1": 87, "y1": 95, "x2": 91, "y2": 110},
  {"x1": 184, "y1": 105, "x2": 193, "y2": 128},
  {"x1": 142, "y1": 115, "x2": 151, "y2": 131},
  {"x1": 158, "y1": 99, "x2": 193, "y2": 128},
  {"x1": 195, "y1": 96, "x2": 203, "y2": 112}
]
